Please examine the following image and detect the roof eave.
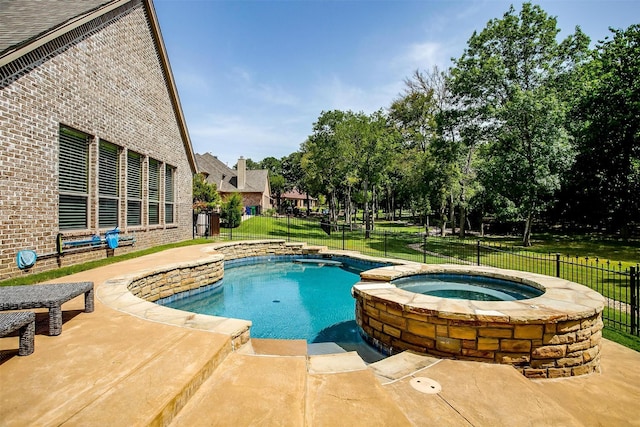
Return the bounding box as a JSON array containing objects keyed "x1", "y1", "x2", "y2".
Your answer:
[
  {"x1": 143, "y1": 0, "x2": 198, "y2": 173},
  {"x1": 0, "y1": 0, "x2": 129, "y2": 67}
]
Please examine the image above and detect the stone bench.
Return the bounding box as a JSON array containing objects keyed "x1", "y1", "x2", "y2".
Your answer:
[
  {"x1": 0, "y1": 282, "x2": 94, "y2": 335},
  {"x1": 0, "y1": 311, "x2": 36, "y2": 355}
]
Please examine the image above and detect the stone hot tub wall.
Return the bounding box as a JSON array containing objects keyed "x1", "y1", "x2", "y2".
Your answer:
[{"x1": 353, "y1": 264, "x2": 605, "y2": 379}]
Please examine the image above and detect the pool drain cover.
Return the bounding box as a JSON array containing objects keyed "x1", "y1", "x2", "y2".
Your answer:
[{"x1": 410, "y1": 377, "x2": 441, "y2": 394}]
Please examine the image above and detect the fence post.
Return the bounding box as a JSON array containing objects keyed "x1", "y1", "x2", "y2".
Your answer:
[
  {"x1": 342, "y1": 225, "x2": 345, "y2": 250},
  {"x1": 556, "y1": 253, "x2": 561, "y2": 278},
  {"x1": 423, "y1": 233, "x2": 426, "y2": 264},
  {"x1": 384, "y1": 232, "x2": 387, "y2": 257},
  {"x1": 631, "y1": 266, "x2": 638, "y2": 335},
  {"x1": 477, "y1": 241, "x2": 481, "y2": 266},
  {"x1": 287, "y1": 215, "x2": 290, "y2": 242}
]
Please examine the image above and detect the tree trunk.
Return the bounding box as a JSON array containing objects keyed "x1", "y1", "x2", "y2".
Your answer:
[
  {"x1": 449, "y1": 192, "x2": 456, "y2": 236},
  {"x1": 346, "y1": 186, "x2": 352, "y2": 227},
  {"x1": 458, "y1": 206, "x2": 466, "y2": 238},
  {"x1": 522, "y1": 211, "x2": 533, "y2": 247}
]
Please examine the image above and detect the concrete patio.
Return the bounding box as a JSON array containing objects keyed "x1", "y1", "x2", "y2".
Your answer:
[{"x1": 1, "y1": 244, "x2": 639, "y2": 426}]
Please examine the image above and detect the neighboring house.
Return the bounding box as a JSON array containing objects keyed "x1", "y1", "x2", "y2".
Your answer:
[
  {"x1": 0, "y1": 0, "x2": 197, "y2": 280},
  {"x1": 196, "y1": 153, "x2": 272, "y2": 214},
  {"x1": 281, "y1": 189, "x2": 318, "y2": 211}
]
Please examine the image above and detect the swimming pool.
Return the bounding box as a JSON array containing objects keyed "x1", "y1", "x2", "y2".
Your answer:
[
  {"x1": 160, "y1": 256, "x2": 386, "y2": 361},
  {"x1": 392, "y1": 273, "x2": 544, "y2": 301}
]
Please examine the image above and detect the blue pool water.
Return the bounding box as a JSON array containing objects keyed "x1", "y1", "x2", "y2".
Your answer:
[
  {"x1": 392, "y1": 274, "x2": 544, "y2": 301},
  {"x1": 163, "y1": 258, "x2": 367, "y2": 343}
]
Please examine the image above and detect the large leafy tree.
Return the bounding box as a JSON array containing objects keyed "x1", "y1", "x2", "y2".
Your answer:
[
  {"x1": 300, "y1": 110, "x2": 350, "y2": 222},
  {"x1": 335, "y1": 110, "x2": 396, "y2": 236},
  {"x1": 450, "y1": 3, "x2": 589, "y2": 245},
  {"x1": 568, "y1": 24, "x2": 640, "y2": 237},
  {"x1": 389, "y1": 76, "x2": 440, "y2": 229}
]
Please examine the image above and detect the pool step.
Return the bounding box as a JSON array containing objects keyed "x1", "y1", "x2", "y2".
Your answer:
[
  {"x1": 59, "y1": 330, "x2": 233, "y2": 426},
  {"x1": 170, "y1": 350, "x2": 412, "y2": 426},
  {"x1": 169, "y1": 351, "x2": 309, "y2": 425},
  {"x1": 239, "y1": 337, "x2": 307, "y2": 356}
]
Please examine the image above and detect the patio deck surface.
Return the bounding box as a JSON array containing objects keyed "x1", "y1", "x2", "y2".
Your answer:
[{"x1": 0, "y1": 244, "x2": 639, "y2": 426}]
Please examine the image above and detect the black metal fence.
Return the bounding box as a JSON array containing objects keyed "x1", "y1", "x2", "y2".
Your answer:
[{"x1": 194, "y1": 212, "x2": 640, "y2": 337}]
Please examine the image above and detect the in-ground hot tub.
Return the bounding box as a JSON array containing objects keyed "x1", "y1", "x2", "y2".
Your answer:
[{"x1": 352, "y1": 264, "x2": 605, "y2": 379}]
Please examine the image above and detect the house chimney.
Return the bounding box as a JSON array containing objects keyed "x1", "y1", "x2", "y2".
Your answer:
[{"x1": 237, "y1": 156, "x2": 246, "y2": 190}]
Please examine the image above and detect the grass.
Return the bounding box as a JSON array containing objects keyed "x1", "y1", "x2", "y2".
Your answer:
[
  {"x1": 3, "y1": 216, "x2": 638, "y2": 351},
  {"x1": 0, "y1": 238, "x2": 212, "y2": 287},
  {"x1": 603, "y1": 327, "x2": 640, "y2": 352}
]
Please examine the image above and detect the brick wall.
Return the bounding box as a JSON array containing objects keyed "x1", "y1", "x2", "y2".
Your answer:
[{"x1": 0, "y1": 1, "x2": 194, "y2": 280}]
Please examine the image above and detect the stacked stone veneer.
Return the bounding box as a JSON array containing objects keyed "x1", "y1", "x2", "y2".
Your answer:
[
  {"x1": 127, "y1": 241, "x2": 307, "y2": 302},
  {"x1": 353, "y1": 264, "x2": 605, "y2": 379}
]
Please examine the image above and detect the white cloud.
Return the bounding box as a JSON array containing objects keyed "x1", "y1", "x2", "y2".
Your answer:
[
  {"x1": 188, "y1": 113, "x2": 307, "y2": 164},
  {"x1": 228, "y1": 67, "x2": 299, "y2": 106},
  {"x1": 310, "y1": 74, "x2": 402, "y2": 114}
]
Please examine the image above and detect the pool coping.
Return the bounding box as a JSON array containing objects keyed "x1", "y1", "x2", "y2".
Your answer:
[
  {"x1": 96, "y1": 239, "x2": 606, "y2": 377},
  {"x1": 355, "y1": 263, "x2": 606, "y2": 322},
  {"x1": 96, "y1": 239, "x2": 404, "y2": 349}
]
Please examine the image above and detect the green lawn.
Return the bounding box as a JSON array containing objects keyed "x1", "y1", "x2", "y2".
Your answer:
[{"x1": 3, "y1": 216, "x2": 638, "y2": 351}]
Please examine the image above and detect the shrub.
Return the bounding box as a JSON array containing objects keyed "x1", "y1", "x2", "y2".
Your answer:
[{"x1": 221, "y1": 193, "x2": 243, "y2": 228}]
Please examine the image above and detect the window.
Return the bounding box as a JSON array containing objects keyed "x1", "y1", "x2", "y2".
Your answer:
[
  {"x1": 59, "y1": 126, "x2": 89, "y2": 230},
  {"x1": 148, "y1": 158, "x2": 160, "y2": 225},
  {"x1": 165, "y1": 164, "x2": 175, "y2": 223},
  {"x1": 127, "y1": 151, "x2": 142, "y2": 226},
  {"x1": 99, "y1": 140, "x2": 119, "y2": 228}
]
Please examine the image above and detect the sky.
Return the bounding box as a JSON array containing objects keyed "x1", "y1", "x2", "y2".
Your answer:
[{"x1": 153, "y1": 0, "x2": 640, "y2": 167}]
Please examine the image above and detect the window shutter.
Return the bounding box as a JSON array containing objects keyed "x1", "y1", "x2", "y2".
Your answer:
[
  {"x1": 59, "y1": 126, "x2": 89, "y2": 230},
  {"x1": 165, "y1": 165, "x2": 175, "y2": 223},
  {"x1": 99, "y1": 141, "x2": 118, "y2": 197},
  {"x1": 99, "y1": 141, "x2": 119, "y2": 228},
  {"x1": 127, "y1": 151, "x2": 142, "y2": 226},
  {"x1": 127, "y1": 151, "x2": 142, "y2": 199},
  {"x1": 149, "y1": 158, "x2": 160, "y2": 201},
  {"x1": 59, "y1": 127, "x2": 88, "y2": 194},
  {"x1": 59, "y1": 195, "x2": 88, "y2": 230}
]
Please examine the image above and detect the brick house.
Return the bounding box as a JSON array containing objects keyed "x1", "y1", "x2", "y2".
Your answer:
[
  {"x1": 196, "y1": 153, "x2": 272, "y2": 214},
  {"x1": 0, "y1": 0, "x2": 197, "y2": 280},
  {"x1": 281, "y1": 189, "x2": 318, "y2": 212}
]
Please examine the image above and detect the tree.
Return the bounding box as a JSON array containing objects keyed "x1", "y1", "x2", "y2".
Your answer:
[
  {"x1": 301, "y1": 110, "x2": 350, "y2": 223},
  {"x1": 450, "y1": 3, "x2": 589, "y2": 245},
  {"x1": 335, "y1": 110, "x2": 395, "y2": 237},
  {"x1": 567, "y1": 24, "x2": 640, "y2": 237},
  {"x1": 220, "y1": 193, "x2": 243, "y2": 228},
  {"x1": 258, "y1": 156, "x2": 286, "y2": 211},
  {"x1": 192, "y1": 173, "x2": 221, "y2": 212}
]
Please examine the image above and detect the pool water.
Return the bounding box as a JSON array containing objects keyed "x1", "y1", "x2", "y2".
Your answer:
[
  {"x1": 164, "y1": 260, "x2": 362, "y2": 342},
  {"x1": 392, "y1": 274, "x2": 544, "y2": 301}
]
